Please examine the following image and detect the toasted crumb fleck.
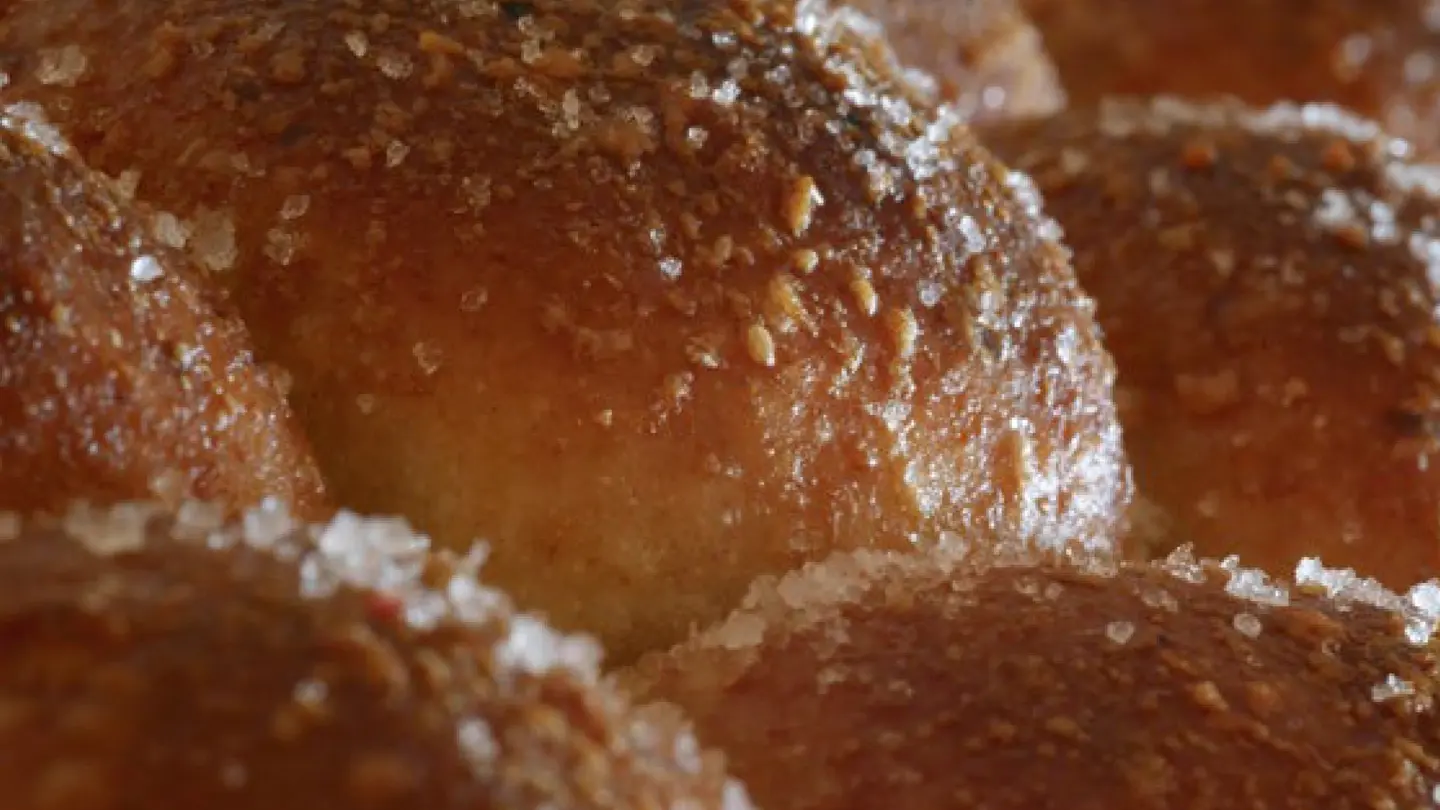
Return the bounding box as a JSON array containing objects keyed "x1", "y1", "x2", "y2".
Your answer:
[
  {"x1": 745, "y1": 323, "x2": 776, "y2": 367},
  {"x1": 784, "y1": 175, "x2": 823, "y2": 236},
  {"x1": 791, "y1": 248, "x2": 819, "y2": 274},
  {"x1": 849, "y1": 272, "x2": 879, "y2": 317},
  {"x1": 885, "y1": 307, "x2": 919, "y2": 359},
  {"x1": 35, "y1": 45, "x2": 87, "y2": 87},
  {"x1": 1188, "y1": 680, "x2": 1229, "y2": 712}
]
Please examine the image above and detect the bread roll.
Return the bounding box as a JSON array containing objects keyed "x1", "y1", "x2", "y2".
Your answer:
[
  {"x1": 626, "y1": 541, "x2": 1440, "y2": 809},
  {"x1": 0, "y1": 501, "x2": 748, "y2": 810},
  {"x1": 985, "y1": 98, "x2": 1440, "y2": 587},
  {"x1": 0, "y1": 103, "x2": 324, "y2": 517},
  {"x1": 840, "y1": 0, "x2": 1065, "y2": 122},
  {"x1": 0, "y1": 0, "x2": 1130, "y2": 659},
  {"x1": 1023, "y1": 0, "x2": 1440, "y2": 155}
]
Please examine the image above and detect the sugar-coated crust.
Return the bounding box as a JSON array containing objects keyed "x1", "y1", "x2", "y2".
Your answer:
[
  {"x1": 624, "y1": 542, "x2": 1440, "y2": 810},
  {"x1": 984, "y1": 97, "x2": 1440, "y2": 587},
  {"x1": 841, "y1": 0, "x2": 1064, "y2": 122},
  {"x1": 0, "y1": 105, "x2": 325, "y2": 517},
  {"x1": 1022, "y1": 0, "x2": 1440, "y2": 155},
  {"x1": 0, "y1": 501, "x2": 749, "y2": 810},
  {"x1": 0, "y1": 0, "x2": 1131, "y2": 660}
]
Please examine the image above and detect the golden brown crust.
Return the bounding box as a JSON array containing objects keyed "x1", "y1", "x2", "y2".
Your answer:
[
  {"x1": 0, "y1": 502, "x2": 748, "y2": 810},
  {"x1": 0, "y1": 106, "x2": 325, "y2": 518},
  {"x1": 1022, "y1": 0, "x2": 1440, "y2": 156},
  {"x1": 0, "y1": 0, "x2": 1130, "y2": 659},
  {"x1": 624, "y1": 544, "x2": 1440, "y2": 810},
  {"x1": 841, "y1": 0, "x2": 1065, "y2": 122},
  {"x1": 983, "y1": 98, "x2": 1440, "y2": 588}
]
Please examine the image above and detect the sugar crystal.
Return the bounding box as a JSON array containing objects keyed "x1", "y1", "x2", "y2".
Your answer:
[
  {"x1": 344, "y1": 31, "x2": 369, "y2": 58},
  {"x1": 151, "y1": 211, "x2": 190, "y2": 248},
  {"x1": 673, "y1": 732, "x2": 703, "y2": 774},
  {"x1": 447, "y1": 548, "x2": 505, "y2": 624},
  {"x1": 453, "y1": 287, "x2": 488, "y2": 315},
  {"x1": 298, "y1": 553, "x2": 339, "y2": 599},
  {"x1": 493, "y1": 614, "x2": 602, "y2": 678},
  {"x1": 711, "y1": 79, "x2": 740, "y2": 106},
  {"x1": 292, "y1": 678, "x2": 329, "y2": 709},
  {"x1": 412, "y1": 342, "x2": 443, "y2": 375},
  {"x1": 917, "y1": 280, "x2": 943, "y2": 308},
  {"x1": 312, "y1": 511, "x2": 427, "y2": 595},
  {"x1": 219, "y1": 761, "x2": 247, "y2": 790},
  {"x1": 2, "y1": 102, "x2": 70, "y2": 156},
  {"x1": 1405, "y1": 580, "x2": 1440, "y2": 644},
  {"x1": 1385, "y1": 160, "x2": 1440, "y2": 198},
  {"x1": 1232, "y1": 612, "x2": 1262, "y2": 638},
  {"x1": 36, "y1": 45, "x2": 87, "y2": 87},
  {"x1": 1161, "y1": 544, "x2": 1206, "y2": 583},
  {"x1": 64, "y1": 502, "x2": 157, "y2": 556},
  {"x1": 385, "y1": 140, "x2": 410, "y2": 167},
  {"x1": 172, "y1": 500, "x2": 225, "y2": 540},
  {"x1": 190, "y1": 207, "x2": 239, "y2": 273},
  {"x1": 560, "y1": 89, "x2": 582, "y2": 130},
  {"x1": 279, "y1": 194, "x2": 310, "y2": 220},
  {"x1": 1313, "y1": 188, "x2": 1359, "y2": 233},
  {"x1": 1294, "y1": 557, "x2": 1330, "y2": 589},
  {"x1": 241, "y1": 500, "x2": 297, "y2": 550},
  {"x1": 1105, "y1": 620, "x2": 1135, "y2": 645},
  {"x1": 958, "y1": 213, "x2": 987, "y2": 255},
  {"x1": 456, "y1": 718, "x2": 497, "y2": 772},
  {"x1": 1294, "y1": 557, "x2": 1403, "y2": 612},
  {"x1": 264, "y1": 228, "x2": 301, "y2": 265},
  {"x1": 1141, "y1": 586, "x2": 1179, "y2": 612},
  {"x1": 1223, "y1": 563, "x2": 1290, "y2": 607},
  {"x1": 0, "y1": 512, "x2": 18, "y2": 542},
  {"x1": 1336, "y1": 33, "x2": 1372, "y2": 73},
  {"x1": 723, "y1": 781, "x2": 755, "y2": 810},
  {"x1": 404, "y1": 592, "x2": 450, "y2": 630},
  {"x1": 377, "y1": 51, "x2": 414, "y2": 79},
  {"x1": 1372, "y1": 674, "x2": 1416, "y2": 703},
  {"x1": 629, "y1": 44, "x2": 656, "y2": 67},
  {"x1": 1407, "y1": 53, "x2": 1438, "y2": 85},
  {"x1": 129, "y1": 255, "x2": 163, "y2": 284}
]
